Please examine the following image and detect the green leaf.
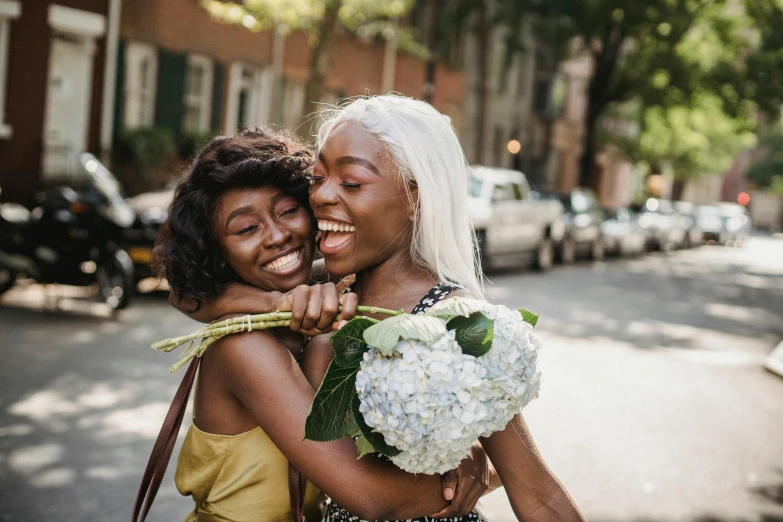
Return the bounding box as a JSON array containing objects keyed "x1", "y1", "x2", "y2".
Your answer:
[
  {"x1": 355, "y1": 435, "x2": 376, "y2": 460},
  {"x1": 518, "y1": 309, "x2": 539, "y2": 327},
  {"x1": 426, "y1": 296, "x2": 490, "y2": 320},
  {"x1": 363, "y1": 314, "x2": 446, "y2": 355},
  {"x1": 351, "y1": 395, "x2": 401, "y2": 457},
  {"x1": 304, "y1": 360, "x2": 358, "y2": 442},
  {"x1": 332, "y1": 317, "x2": 378, "y2": 368},
  {"x1": 447, "y1": 312, "x2": 494, "y2": 357}
]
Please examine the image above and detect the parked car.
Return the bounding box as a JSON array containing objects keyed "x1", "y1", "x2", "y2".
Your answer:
[
  {"x1": 468, "y1": 167, "x2": 565, "y2": 271},
  {"x1": 600, "y1": 207, "x2": 648, "y2": 257},
  {"x1": 637, "y1": 198, "x2": 685, "y2": 252},
  {"x1": 0, "y1": 153, "x2": 135, "y2": 309},
  {"x1": 718, "y1": 203, "x2": 752, "y2": 247},
  {"x1": 541, "y1": 188, "x2": 605, "y2": 263},
  {"x1": 124, "y1": 188, "x2": 173, "y2": 281},
  {"x1": 695, "y1": 205, "x2": 728, "y2": 245},
  {"x1": 673, "y1": 201, "x2": 704, "y2": 248}
]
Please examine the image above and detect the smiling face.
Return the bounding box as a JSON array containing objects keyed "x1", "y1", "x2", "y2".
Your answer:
[
  {"x1": 213, "y1": 186, "x2": 314, "y2": 292},
  {"x1": 310, "y1": 123, "x2": 415, "y2": 278}
]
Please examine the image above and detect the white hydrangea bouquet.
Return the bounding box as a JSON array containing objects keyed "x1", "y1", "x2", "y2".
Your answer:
[{"x1": 305, "y1": 296, "x2": 542, "y2": 475}]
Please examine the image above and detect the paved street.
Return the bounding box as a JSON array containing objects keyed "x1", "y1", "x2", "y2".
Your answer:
[{"x1": 1, "y1": 237, "x2": 782, "y2": 522}]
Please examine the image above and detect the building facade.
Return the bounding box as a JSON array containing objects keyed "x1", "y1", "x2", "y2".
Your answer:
[
  {"x1": 116, "y1": 0, "x2": 466, "y2": 149},
  {"x1": 0, "y1": 0, "x2": 120, "y2": 204}
]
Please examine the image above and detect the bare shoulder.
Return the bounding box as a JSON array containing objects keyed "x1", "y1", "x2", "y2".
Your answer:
[{"x1": 207, "y1": 329, "x2": 293, "y2": 375}]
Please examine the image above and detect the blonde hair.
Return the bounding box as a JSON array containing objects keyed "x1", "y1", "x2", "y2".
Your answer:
[{"x1": 315, "y1": 94, "x2": 484, "y2": 298}]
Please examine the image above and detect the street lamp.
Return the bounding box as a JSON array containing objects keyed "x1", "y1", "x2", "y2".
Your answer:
[{"x1": 507, "y1": 139, "x2": 521, "y2": 154}]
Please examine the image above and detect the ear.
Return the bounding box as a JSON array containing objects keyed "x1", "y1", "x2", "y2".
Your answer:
[{"x1": 408, "y1": 182, "x2": 419, "y2": 221}]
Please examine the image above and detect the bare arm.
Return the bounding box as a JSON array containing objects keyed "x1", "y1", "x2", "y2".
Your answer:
[
  {"x1": 214, "y1": 330, "x2": 449, "y2": 521},
  {"x1": 480, "y1": 415, "x2": 584, "y2": 521}
]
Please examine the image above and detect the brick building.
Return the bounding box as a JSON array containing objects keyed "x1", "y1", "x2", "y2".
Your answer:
[
  {"x1": 115, "y1": 0, "x2": 465, "y2": 147},
  {"x1": 0, "y1": 0, "x2": 121, "y2": 204}
]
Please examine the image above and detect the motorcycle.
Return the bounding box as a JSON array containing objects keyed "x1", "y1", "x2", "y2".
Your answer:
[{"x1": 0, "y1": 153, "x2": 136, "y2": 309}]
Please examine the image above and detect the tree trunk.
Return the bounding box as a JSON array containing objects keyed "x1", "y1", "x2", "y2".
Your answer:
[
  {"x1": 473, "y1": 3, "x2": 491, "y2": 164},
  {"x1": 670, "y1": 179, "x2": 687, "y2": 201},
  {"x1": 422, "y1": 0, "x2": 439, "y2": 103},
  {"x1": 298, "y1": 0, "x2": 342, "y2": 141},
  {"x1": 579, "y1": 100, "x2": 603, "y2": 190}
]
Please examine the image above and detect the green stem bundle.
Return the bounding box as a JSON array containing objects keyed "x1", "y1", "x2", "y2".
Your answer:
[{"x1": 154, "y1": 306, "x2": 402, "y2": 374}]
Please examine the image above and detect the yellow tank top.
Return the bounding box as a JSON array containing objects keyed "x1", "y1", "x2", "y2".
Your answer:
[{"x1": 175, "y1": 423, "x2": 321, "y2": 522}]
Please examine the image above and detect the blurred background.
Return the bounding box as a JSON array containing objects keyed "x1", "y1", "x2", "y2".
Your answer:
[{"x1": 0, "y1": 0, "x2": 782, "y2": 521}]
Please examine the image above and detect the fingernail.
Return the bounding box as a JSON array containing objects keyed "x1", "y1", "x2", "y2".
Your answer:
[
  {"x1": 338, "y1": 320, "x2": 348, "y2": 329},
  {"x1": 444, "y1": 487, "x2": 454, "y2": 500}
]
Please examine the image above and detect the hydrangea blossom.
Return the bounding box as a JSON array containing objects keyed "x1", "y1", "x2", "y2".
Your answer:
[{"x1": 355, "y1": 299, "x2": 542, "y2": 474}]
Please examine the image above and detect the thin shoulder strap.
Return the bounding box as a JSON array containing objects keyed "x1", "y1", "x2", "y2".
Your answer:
[
  {"x1": 133, "y1": 356, "x2": 200, "y2": 522},
  {"x1": 132, "y1": 357, "x2": 306, "y2": 522}
]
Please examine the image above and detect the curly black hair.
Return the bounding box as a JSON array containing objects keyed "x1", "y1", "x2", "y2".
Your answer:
[{"x1": 153, "y1": 128, "x2": 313, "y2": 309}]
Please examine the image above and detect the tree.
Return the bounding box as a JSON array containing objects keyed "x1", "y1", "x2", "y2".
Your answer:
[
  {"x1": 201, "y1": 0, "x2": 415, "y2": 138},
  {"x1": 747, "y1": 125, "x2": 783, "y2": 196},
  {"x1": 627, "y1": 91, "x2": 756, "y2": 200},
  {"x1": 527, "y1": 0, "x2": 729, "y2": 190},
  {"x1": 431, "y1": 0, "x2": 528, "y2": 162}
]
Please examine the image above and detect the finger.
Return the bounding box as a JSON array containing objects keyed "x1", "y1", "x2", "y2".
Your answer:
[
  {"x1": 338, "y1": 292, "x2": 359, "y2": 322},
  {"x1": 301, "y1": 287, "x2": 324, "y2": 332},
  {"x1": 316, "y1": 283, "x2": 339, "y2": 331},
  {"x1": 331, "y1": 319, "x2": 348, "y2": 331},
  {"x1": 441, "y1": 469, "x2": 457, "y2": 501},
  {"x1": 288, "y1": 286, "x2": 309, "y2": 332}
]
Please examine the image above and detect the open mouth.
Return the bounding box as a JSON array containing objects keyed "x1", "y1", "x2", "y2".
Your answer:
[
  {"x1": 262, "y1": 247, "x2": 304, "y2": 274},
  {"x1": 318, "y1": 219, "x2": 355, "y2": 254}
]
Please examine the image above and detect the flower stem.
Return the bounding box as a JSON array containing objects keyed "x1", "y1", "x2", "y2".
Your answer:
[{"x1": 155, "y1": 305, "x2": 403, "y2": 373}]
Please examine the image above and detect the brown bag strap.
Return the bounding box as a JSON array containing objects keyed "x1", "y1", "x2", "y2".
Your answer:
[{"x1": 132, "y1": 356, "x2": 306, "y2": 522}]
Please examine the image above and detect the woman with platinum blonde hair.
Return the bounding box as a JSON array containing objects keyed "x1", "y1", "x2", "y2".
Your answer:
[
  {"x1": 313, "y1": 94, "x2": 484, "y2": 299},
  {"x1": 176, "y1": 94, "x2": 583, "y2": 522}
]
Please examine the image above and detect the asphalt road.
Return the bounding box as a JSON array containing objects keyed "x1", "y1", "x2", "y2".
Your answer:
[{"x1": 0, "y1": 236, "x2": 781, "y2": 522}]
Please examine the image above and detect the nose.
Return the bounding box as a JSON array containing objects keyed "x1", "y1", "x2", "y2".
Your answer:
[
  {"x1": 309, "y1": 178, "x2": 339, "y2": 208},
  {"x1": 262, "y1": 221, "x2": 292, "y2": 249}
]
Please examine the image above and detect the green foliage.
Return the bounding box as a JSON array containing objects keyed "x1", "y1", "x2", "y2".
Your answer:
[
  {"x1": 747, "y1": 125, "x2": 783, "y2": 193},
  {"x1": 115, "y1": 127, "x2": 176, "y2": 172},
  {"x1": 518, "y1": 309, "x2": 539, "y2": 327},
  {"x1": 304, "y1": 360, "x2": 359, "y2": 441},
  {"x1": 332, "y1": 317, "x2": 377, "y2": 367},
  {"x1": 446, "y1": 312, "x2": 494, "y2": 357},
  {"x1": 201, "y1": 0, "x2": 414, "y2": 38},
  {"x1": 177, "y1": 131, "x2": 216, "y2": 160},
  {"x1": 632, "y1": 91, "x2": 756, "y2": 181}
]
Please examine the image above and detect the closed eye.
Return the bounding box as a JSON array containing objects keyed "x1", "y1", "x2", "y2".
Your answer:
[
  {"x1": 309, "y1": 175, "x2": 324, "y2": 185},
  {"x1": 237, "y1": 225, "x2": 258, "y2": 235},
  {"x1": 340, "y1": 182, "x2": 361, "y2": 189},
  {"x1": 280, "y1": 205, "x2": 300, "y2": 217}
]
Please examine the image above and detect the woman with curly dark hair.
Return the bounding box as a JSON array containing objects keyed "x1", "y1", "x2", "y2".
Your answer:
[{"x1": 151, "y1": 128, "x2": 483, "y2": 522}]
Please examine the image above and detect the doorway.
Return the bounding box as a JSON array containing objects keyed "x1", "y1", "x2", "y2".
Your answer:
[{"x1": 42, "y1": 33, "x2": 94, "y2": 178}]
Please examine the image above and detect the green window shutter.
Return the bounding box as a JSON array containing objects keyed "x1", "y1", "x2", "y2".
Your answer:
[
  {"x1": 211, "y1": 62, "x2": 225, "y2": 134},
  {"x1": 113, "y1": 39, "x2": 125, "y2": 137},
  {"x1": 155, "y1": 50, "x2": 187, "y2": 135}
]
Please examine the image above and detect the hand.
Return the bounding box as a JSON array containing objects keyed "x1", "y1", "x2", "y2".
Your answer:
[
  {"x1": 430, "y1": 441, "x2": 489, "y2": 518},
  {"x1": 274, "y1": 283, "x2": 357, "y2": 336}
]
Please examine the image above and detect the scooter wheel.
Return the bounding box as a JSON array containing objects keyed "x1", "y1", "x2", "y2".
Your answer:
[{"x1": 96, "y1": 250, "x2": 134, "y2": 310}]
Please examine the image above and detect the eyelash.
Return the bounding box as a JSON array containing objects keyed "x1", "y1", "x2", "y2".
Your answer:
[
  {"x1": 280, "y1": 205, "x2": 300, "y2": 216},
  {"x1": 237, "y1": 225, "x2": 257, "y2": 235},
  {"x1": 308, "y1": 176, "x2": 361, "y2": 189}
]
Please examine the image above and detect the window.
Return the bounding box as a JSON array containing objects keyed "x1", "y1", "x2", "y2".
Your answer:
[
  {"x1": 124, "y1": 41, "x2": 157, "y2": 129},
  {"x1": 226, "y1": 63, "x2": 272, "y2": 132},
  {"x1": 0, "y1": 0, "x2": 21, "y2": 139},
  {"x1": 491, "y1": 183, "x2": 519, "y2": 203},
  {"x1": 182, "y1": 55, "x2": 213, "y2": 133},
  {"x1": 281, "y1": 79, "x2": 305, "y2": 131}
]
